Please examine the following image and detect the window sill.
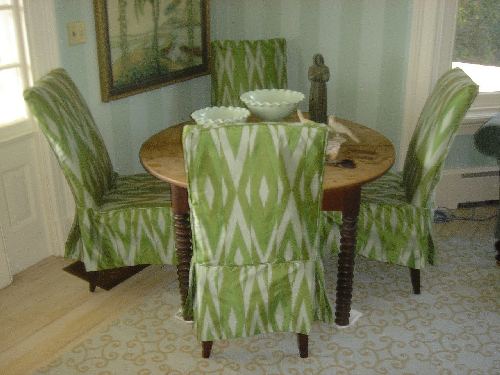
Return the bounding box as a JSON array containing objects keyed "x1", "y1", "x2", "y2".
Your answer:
[{"x1": 458, "y1": 105, "x2": 499, "y2": 135}]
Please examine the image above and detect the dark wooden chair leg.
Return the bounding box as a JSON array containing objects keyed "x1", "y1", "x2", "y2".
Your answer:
[
  {"x1": 495, "y1": 239, "x2": 500, "y2": 266},
  {"x1": 409, "y1": 268, "x2": 420, "y2": 294},
  {"x1": 88, "y1": 271, "x2": 97, "y2": 292},
  {"x1": 202, "y1": 341, "x2": 213, "y2": 358},
  {"x1": 297, "y1": 333, "x2": 308, "y2": 358}
]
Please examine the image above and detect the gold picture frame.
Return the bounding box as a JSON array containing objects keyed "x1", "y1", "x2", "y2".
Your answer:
[{"x1": 94, "y1": 0, "x2": 210, "y2": 102}]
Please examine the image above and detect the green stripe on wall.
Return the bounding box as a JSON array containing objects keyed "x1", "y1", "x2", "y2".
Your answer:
[
  {"x1": 335, "y1": 0, "x2": 363, "y2": 120},
  {"x1": 53, "y1": 0, "x2": 489, "y2": 173},
  {"x1": 375, "y1": 0, "x2": 411, "y2": 158}
]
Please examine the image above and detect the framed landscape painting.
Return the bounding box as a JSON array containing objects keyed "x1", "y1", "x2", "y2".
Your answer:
[{"x1": 94, "y1": 0, "x2": 209, "y2": 102}]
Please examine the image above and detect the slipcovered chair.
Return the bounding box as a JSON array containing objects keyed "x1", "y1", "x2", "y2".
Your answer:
[
  {"x1": 322, "y1": 68, "x2": 478, "y2": 294},
  {"x1": 24, "y1": 69, "x2": 176, "y2": 290},
  {"x1": 473, "y1": 112, "x2": 500, "y2": 264},
  {"x1": 210, "y1": 38, "x2": 287, "y2": 107},
  {"x1": 183, "y1": 122, "x2": 332, "y2": 358}
]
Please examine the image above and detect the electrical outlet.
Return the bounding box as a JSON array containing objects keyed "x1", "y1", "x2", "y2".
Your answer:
[{"x1": 67, "y1": 21, "x2": 86, "y2": 45}]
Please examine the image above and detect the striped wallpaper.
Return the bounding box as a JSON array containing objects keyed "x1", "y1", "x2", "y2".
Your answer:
[
  {"x1": 212, "y1": 0, "x2": 411, "y2": 154},
  {"x1": 54, "y1": 0, "x2": 494, "y2": 174}
]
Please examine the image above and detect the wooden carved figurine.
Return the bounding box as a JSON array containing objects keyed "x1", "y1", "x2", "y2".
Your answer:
[{"x1": 308, "y1": 53, "x2": 330, "y2": 124}]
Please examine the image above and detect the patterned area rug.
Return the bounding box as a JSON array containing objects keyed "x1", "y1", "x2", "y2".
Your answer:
[{"x1": 35, "y1": 209, "x2": 499, "y2": 374}]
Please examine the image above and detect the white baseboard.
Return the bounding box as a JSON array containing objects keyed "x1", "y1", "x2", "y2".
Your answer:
[{"x1": 435, "y1": 167, "x2": 499, "y2": 209}]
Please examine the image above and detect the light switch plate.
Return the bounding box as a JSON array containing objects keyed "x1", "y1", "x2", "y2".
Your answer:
[{"x1": 67, "y1": 21, "x2": 86, "y2": 45}]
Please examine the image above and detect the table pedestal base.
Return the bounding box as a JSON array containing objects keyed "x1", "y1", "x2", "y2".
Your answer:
[{"x1": 323, "y1": 186, "x2": 361, "y2": 326}]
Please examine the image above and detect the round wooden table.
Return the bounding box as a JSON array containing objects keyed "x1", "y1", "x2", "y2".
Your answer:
[{"x1": 140, "y1": 117, "x2": 395, "y2": 325}]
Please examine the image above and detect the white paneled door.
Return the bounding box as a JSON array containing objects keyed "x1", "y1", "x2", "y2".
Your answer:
[{"x1": 0, "y1": 129, "x2": 52, "y2": 278}]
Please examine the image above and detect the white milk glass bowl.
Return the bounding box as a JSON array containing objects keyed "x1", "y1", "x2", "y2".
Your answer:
[
  {"x1": 191, "y1": 106, "x2": 250, "y2": 126},
  {"x1": 240, "y1": 89, "x2": 304, "y2": 121}
]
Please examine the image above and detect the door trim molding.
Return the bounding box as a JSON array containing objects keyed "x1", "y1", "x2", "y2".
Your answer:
[
  {"x1": 24, "y1": 0, "x2": 72, "y2": 257},
  {"x1": 399, "y1": 0, "x2": 458, "y2": 169},
  {"x1": 24, "y1": 0, "x2": 61, "y2": 80}
]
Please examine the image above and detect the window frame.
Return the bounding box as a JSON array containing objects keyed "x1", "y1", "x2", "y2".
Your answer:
[
  {"x1": 442, "y1": 0, "x2": 500, "y2": 127},
  {"x1": 0, "y1": 0, "x2": 60, "y2": 142},
  {"x1": 399, "y1": 0, "x2": 500, "y2": 167}
]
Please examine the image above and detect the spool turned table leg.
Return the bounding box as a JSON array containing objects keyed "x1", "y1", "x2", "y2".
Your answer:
[
  {"x1": 335, "y1": 187, "x2": 361, "y2": 326},
  {"x1": 495, "y1": 239, "x2": 500, "y2": 266},
  {"x1": 170, "y1": 185, "x2": 193, "y2": 321}
]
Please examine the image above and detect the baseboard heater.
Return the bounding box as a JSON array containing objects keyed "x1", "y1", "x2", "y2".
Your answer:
[{"x1": 435, "y1": 167, "x2": 499, "y2": 209}]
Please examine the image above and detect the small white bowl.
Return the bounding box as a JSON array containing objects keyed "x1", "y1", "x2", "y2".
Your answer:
[
  {"x1": 191, "y1": 106, "x2": 250, "y2": 126},
  {"x1": 240, "y1": 89, "x2": 304, "y2": 121}
]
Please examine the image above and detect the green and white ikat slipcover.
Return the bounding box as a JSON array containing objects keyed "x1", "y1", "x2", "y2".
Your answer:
[
  {"x1": 322, "y1": 68, "x2": 478, "y2": 270},
  {"x1": 211, "y1": 38, "x2": 288, "y2": 107},
  {"x1": 183, "y1": 122, "x2": 333, "y2": 341},
  {"x1": 24, "y1": 69, "x2": 176, "y2": 271}
]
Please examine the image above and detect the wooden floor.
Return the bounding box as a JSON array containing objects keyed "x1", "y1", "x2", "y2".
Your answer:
[{"x1": 0, "y1": 257, "x2": 175, "y2": 375}]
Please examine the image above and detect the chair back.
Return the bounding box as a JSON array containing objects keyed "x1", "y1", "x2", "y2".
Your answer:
[
  {"x1": 184, "y1": 122, "x2": 328, "y2": 338},
  {"x1": 24, "y1": 68, "x2": 115, "y2": 208},
  {"x1": 402, "y1": 68, "x2": 478, "y2": 206},
  {"x1": 183, "y1": 122, "x2": 327, "y2": 266},
  {"x1": 211, "y1": 38, "x2": 287, "y2": 107}
]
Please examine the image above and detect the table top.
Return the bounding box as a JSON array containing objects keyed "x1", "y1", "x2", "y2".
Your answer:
[{"x1": 140, "y1": 116, "x2": 395, "y2": 193}]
